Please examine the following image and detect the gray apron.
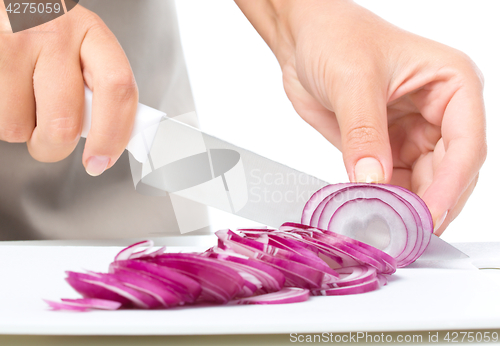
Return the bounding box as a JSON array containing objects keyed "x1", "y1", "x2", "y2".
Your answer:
[{"x1": 0, "y1": 0, "x2": 203, "y2": 240}]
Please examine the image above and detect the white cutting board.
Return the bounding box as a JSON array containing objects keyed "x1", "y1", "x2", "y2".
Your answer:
[{"x1": 0, "y1": 242, "x2": 499, "y2": 335}]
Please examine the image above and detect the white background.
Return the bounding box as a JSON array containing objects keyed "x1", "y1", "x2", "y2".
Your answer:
[{"x1": 175, "y1": 0, "x2": 500, "y2": 243}]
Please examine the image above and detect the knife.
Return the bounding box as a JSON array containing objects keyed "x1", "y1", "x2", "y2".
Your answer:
[{"x1": 81, "y1": 87, "x2": 467, "y2": 260}]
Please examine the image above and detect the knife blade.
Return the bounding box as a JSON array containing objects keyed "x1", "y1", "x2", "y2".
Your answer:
[
  {"x1": 82, "y1": 86, "x2": 328, "y2": 227},
  {"x1": 418, "y1": 234, "x2": 469, "y2": 260},
  {"x1": 81, "y1": 87, "x2": 467, "y2": 260}
]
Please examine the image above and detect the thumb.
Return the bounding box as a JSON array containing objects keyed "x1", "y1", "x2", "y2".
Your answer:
[{"x1": 333, "y1": 86, "x2": 393, "y2": 184}]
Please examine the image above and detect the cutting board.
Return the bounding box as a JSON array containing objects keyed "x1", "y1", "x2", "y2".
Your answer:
[{"x1": 0, "y1": 241, "x2": 499, "y2": 335}]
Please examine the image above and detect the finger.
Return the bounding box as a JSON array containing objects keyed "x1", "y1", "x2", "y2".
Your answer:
[
  {"x1": 421, "y1": 74, "x2": 486, "y2": 230},
  {"x1": 0, "y1": 38, "x2": 36, "y2": 143},
  {"x1": 80, "y1": 13, "x2": 138, "y2": 176},
  {"x1": 27, "y1": 29, "x2": 84, "y2": 162},
  {"x1": 282, "y1": 64, "x2": 342, "y2": 149},
  {"x1": 434, "y1": 174, "x2": 479, "y2": 236},
  {"x1": 389, "y1": 114, "x2": 442, "y2": 170},
  {"x1": 0, "y1": 1, "x2": 12, "y2": 32},
  {"x1": 331, "y1": 76, "x2": 393, "y2": 184}
]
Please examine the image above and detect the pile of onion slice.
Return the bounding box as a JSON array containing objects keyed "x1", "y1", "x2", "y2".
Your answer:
[{"x1": 46, "y1": 183, "x2": 432, "y2": 311}]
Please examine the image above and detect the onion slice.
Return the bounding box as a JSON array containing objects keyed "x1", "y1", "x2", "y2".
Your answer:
[
  {"x1": 44, "y1": 298, "x2": 122, "y2": 312},
  {"x1": 65, "y1": 271, "x2": 158, "y2": 309},
  {"x1": 109, "y1": 260, "x2": 201, "y2": 303},
  {"x1": 301, "y1": 183, "x2": 433, "y2": 267},
  {"x1": 148, "y1": 253, "x2": 245, "y2": 303},
  {"x1": 233, "y1": 287, "x2": 310, "y2": 305},
  {"x1": 114, "y1": 240, "x2": 154, "y2": 261},
  {"x1": 312, "y1": 278, "x2": 380, "y2": 296}
]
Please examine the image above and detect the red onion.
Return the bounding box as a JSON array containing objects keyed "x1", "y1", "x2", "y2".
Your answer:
[
  {"x1": 302, "y1": 183, "x2": 432, "y2": 267},
  {"x1": 47, "y1": 183, "x2": 434, "y2": 311}
]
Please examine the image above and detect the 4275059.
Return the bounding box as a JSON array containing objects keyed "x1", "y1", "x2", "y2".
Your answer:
[
  {"x1": 443, "y1": 331, "x2": 498, "y2": 343},
  {"x1": 5, "y1": 2, "x2": 62, "y2": 14}
]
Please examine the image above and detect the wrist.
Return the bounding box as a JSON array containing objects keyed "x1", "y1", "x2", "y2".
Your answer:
[
  {"x1": 235, "y1": 0, "x2": 349, "y2": 66},
  {"x1": 234, "y1": 0, "x2": 296, "y2": 66}
]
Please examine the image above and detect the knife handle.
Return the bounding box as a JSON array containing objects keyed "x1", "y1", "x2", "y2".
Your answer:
[{"x1": 81, "y1": 86, "x2": 166, "y2": 163}]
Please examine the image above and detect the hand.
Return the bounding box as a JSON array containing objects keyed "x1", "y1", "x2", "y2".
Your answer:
[
  {"x1": 237, "y1": 0, "x2": 487, "y2": 235},
  {"x1": 0, "y1": 3, "x2": 138, "y2": 176}
]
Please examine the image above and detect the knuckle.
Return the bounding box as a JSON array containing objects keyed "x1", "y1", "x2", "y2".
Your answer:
[
  {"x1": 70, "y1": 6, "x2": 106, "y2": 32},
  {"x1": 43, "y1": 117, "x2": 81, "y2": 145},
  {"x1": 344, "y1": 122, "x2": 384, "y2": 151},
  {"x1": 80, "y1": 8, "x2": 105, "y2": 27},
  {"x1": 99, "y1": 71, "x2": 138, "y2": 102},
  {"x1": 0, "y1": 123, "x2": 32, "y2": 143},
  {"x1": 337, "y1": 66, "x2": 375, "y2": 90},
  {"x1": 450, "y1": 51, "x2": 484, "y2": 87}
]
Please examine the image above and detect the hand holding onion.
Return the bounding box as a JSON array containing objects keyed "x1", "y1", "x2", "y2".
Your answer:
[{"x1": 236, "y1": 0, "x2": 487, "y2": 235}]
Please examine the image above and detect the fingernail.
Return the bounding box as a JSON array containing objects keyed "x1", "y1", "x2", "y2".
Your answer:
[
  {"x1": 433, "y1": 210, "x2": 448, "y2": 233},
  {"x1": 85, "y1": 156, "x2": 110, "y2": 177},
  {"x1": 354, "y1": 157, "x2": 384, "y2": 183}
]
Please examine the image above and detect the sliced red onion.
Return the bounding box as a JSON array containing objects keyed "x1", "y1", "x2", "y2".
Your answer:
[
  {"x1": 278, "y1": 230, "x2": 386, "y2": 273},
  {"x1": 216, "y1": 230, "x2": 329, "y2": 289},
  {"x1": 44, "y1": 300, "x2": 90, "y2": 312},
  {"x1": 224, "y1": 243, "x2": 325, "y2": 289},
  {"x1": 236, "y1": 280, "x2": 259, "y2": 298},
  {"x1": 114, "y1": 240, "x2": 154, "y2": 261},
  {"x1": 218, "y1": 230, "x2": 338, "y2": 277},
  {"x1": 107, "y1": 269, "x2": 182, "y2": 307},
  {"x1": 110, "y1": 259, "x2": 201, "y2": 303},
  {"x1": 266, "y1": 233, "x2": 320, "y2": 256},
  {"x1": 242, "y1": 231, "x2": 324, "y2": 263},
  {"x1": 309, "y1": 184, "x2": 431, "y2": 265},
  {"x1": 327, "y1": 265, "x2": 378, "y2": 288},
  {"x1": 242, "y1": 229, "x2": 321, "y2": 257},
  {"x1": 53, "y1": 201, "x2": 418, "y2": 312},
  {"x1": 311, "y1": 186, "x2": 415, "y2": 260},
  {"x1": 311, "y1": 277, "x2": 380, "y2": 296},
  {"x1": 258, "y1": 257, "x2": 330, "y2": 289},
  {"x1": 301, "y1": 183, "x2": 433, "y2": 267},
  {"x1": 44, "y1": 298, "x2": 122, "y2": 311},
  {"x1": 306, "y1": 226, "x2": 393, "y2": 273},
  {"x1": 280, "y1": 223, "x2": 396, "y2": 274},
  {"x1": 377, "y1": 274, "x2": 388, "y2": 286},
  {"x1": 131, "y1": 246, "x2": 167, "y2": 259},
  {"x1": 379, "y1": 185, "x2": 432, "y2": 261},
  {"x1": 233, "y1": 287, "x2": 310, "y2": 305},
  {"x1": 65, "y1": 271, "x2": 159, "y2": 309},
  {"x1": 205, "y1": 252, "x2": 285, "y2": 293},
  {"x1": 311, "y1": 184, "x2": 423, "y2": 263},
  {"x1": 149, "y1": 253, "x2": 245, "y2": 304},
  {"x1": 60, "y1": 298, "x2": 122, "y2": 310},
  {"x1": 302, "y1": 184, "x2": 349, "y2": 225},
  {"x1": 271, "y1": 232, "x2": 345, "y2": 268},
  {"x1": 202, "y1": 254, "x2": 264, "y2": 295}
]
